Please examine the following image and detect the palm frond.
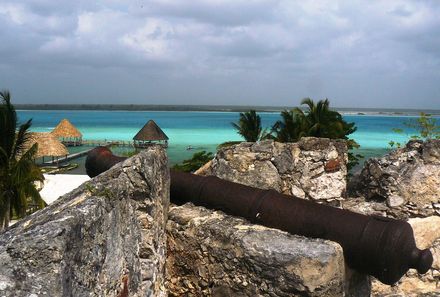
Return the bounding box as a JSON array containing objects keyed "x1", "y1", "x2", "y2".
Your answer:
[
  {"x1": 232, "y1": 110, "x2": 263, "y2": 142},
  {"x1": 0, "y1": 90, "x2": 18, "y2": 158},
  {"x1": 301, "y1": 97, "x2": 314, "y2": 110},
  {"x1": 0, "y1": 91, "x2": 45, "y2": 228},
  {"x1": 12, "y1": 119, "x2": 33, "y2": 160}
]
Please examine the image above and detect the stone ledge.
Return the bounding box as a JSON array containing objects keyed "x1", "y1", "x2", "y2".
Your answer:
[{"x1": 166, "y1": 203, "x2": 370, "y2": 297}]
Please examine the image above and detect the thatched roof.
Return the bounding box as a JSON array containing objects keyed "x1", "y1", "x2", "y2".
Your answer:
[
  {"x1": 51, "y1": 119, "x2": 82, "y2": 138},
  {"x1": 133, "y1": 120, "x2": 169, "y2": 141},
  {"x1": 25, "y1": 132, "x2": 69, "y2": 158}
]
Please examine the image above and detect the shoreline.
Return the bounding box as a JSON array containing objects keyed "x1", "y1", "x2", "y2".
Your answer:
[{"x1": 16, "y1": 104, "x2": 440, "y2": 116}]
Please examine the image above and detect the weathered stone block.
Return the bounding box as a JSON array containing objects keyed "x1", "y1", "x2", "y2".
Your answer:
[
  {"x1": 0, "y1": 146, "x2": 169, "y2": 297},
  {"x1": 350, "y1": 139, "x2": 440, "y2": 218},
  {"x1": 198, "y1": 138, "x2": 348, "y2": 201},
  {"x1": 166, "y1": 203, "x2": 370, "y2": 297}
]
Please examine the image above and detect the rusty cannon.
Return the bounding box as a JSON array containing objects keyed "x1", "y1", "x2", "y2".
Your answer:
[
  {"x1": 85, "y1": 146, "x2": 126, "y2": 178},
  {"x1": 85, "y1": 146, "x2": 433, "y2": 285}
]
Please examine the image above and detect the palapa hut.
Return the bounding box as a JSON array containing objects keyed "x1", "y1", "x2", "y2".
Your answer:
[
  {"x1": 51, "y1": 119, "x2": 83, "y2": 146},
  {"x1": 25, "y1": 132, "x2": 69, "y2": 163},
  {"x1": 133, "y1": 120, "x2": 169, "y2": 148}
]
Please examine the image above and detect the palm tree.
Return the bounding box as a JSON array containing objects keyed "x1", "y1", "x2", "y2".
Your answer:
[
  {"x1": 232, "y1": 110, "x2": 268, "y2": 142},
  {"x1": 295, "y1": 98, "x2": 328, "y2": 137},
  {"x1": 273, "y1": 97, "x2": 359, "y2": 170},
  {"x1": 271, "y1": 109, "x2": 308, "y2": 142},
  {"x1": 273, "y1": 98, "x2": 357, "y2": 141},
  {"x1": 0, "y1": 90, "x2": 44, "y2": 230},
  {"x1": 302, "y1": 98, "x2": 356, "y2": 138},
  {"x1": 285, "y1": 98, "x2": 357, "y2": 140}
]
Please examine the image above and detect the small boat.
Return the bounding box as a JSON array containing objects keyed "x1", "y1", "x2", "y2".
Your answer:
[{"x1": 186, "y1": 145, "x2": 193, "y2": 150}]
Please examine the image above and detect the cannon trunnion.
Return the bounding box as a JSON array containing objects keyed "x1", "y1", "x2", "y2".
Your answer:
[{"x1": 85, "y1": 147, "x2": 433, "y2": 285}]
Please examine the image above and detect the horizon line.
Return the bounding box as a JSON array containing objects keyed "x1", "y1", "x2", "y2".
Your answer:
[{"x1": 15, "y1": 103, "x2": 440, "y2": 113}]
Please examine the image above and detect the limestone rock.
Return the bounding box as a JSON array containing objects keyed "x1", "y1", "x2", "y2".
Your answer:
[
  {"x1": 409, "y1": 216, "x2": 440, "y2": 250},
  {"x1": 166, "y1": 203, "x2": 370, "y2": 297},
  {"x1": 351, "y1": 139, "x2": 440, "y2": 212},
  {"x1": 194, "y1": 159, "x2": 213, "y2": 175},
  {"x1": 387, "y1": 195, "x2": 405, "y2": 208},
  {"x1": 372, "y1": 277, "x2": 440, "y2": 297},
  {"x1": 0, "y1": 146, "x2": 169, "y2": 297},
  {"x1": 202, "y1": 138, "x2": 348, "y2": 200}
]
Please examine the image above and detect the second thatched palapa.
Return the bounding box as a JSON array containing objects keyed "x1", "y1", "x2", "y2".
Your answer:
[
  {"x1": 51, "y1": 119, "x2": 83, "y2": 146},
  {"x1": 133, "y1": 120, "x2": 169, "y2": 148}
]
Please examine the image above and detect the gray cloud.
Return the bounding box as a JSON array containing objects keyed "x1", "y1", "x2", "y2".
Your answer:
[{"x1": 0, "y1": 0, "x2": 439, "y2": 108}]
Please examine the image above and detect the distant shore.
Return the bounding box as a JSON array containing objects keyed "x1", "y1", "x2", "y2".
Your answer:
[{"x1": 15, "y1": 104, "x2": 440, "y2": 115}]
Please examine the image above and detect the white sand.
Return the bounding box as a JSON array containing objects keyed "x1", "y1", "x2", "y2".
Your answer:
[{"x1": 40, "y1": 174, "x2": 90, "y2": 204}]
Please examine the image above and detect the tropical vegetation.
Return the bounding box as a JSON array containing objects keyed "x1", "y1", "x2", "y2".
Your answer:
[
  {"x1": 232, "y1": 110, "x2": 269, "y2": 142},
  {"x1": 272, "y1": 98, "x2": 357, "y2": 141},
  {"x1": 273, "y1": 98, "x2": 360, "y2": 170},
  {"x1": 389, "y1": 112, "x2": 440, "y2": 148},
  {"x1": 120, "y1": 149, "x2": 139, "y2": 157},
  {"x1": 173, "y1": 150, "x2": 214, "y2": 173},
  {"x1": 270, "y1": 109, "x2": 308, "y2": 142},
  {"x1": 217, "y1": 141, "x2": 241, "y2": 150},
  {"x1": 0, "y1": 90, "x2": 45, "y2": 230},
  {"x1": 230, "y1": 98, "x2": 360, "y2": 170}
]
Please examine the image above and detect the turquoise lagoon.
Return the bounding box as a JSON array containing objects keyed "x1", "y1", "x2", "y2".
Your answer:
[{"x1": 17, "y1": 110, "x2": 439, "y2": 172}]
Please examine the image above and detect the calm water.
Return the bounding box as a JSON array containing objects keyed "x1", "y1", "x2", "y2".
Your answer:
[{"x1": 17, "y1": 110, "x2": 438, "y2": 172}]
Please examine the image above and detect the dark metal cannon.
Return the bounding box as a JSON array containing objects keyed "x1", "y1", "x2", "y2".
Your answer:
[
  {"x1": 85, "y1": 146, "x2": 126, "y2": 178},
  {"x1": 85, "y1": 147, "x2": 433, "y2": 285}
]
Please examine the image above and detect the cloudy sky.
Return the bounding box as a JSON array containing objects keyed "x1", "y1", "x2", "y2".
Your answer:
[{"x1": 0, "y1": 0, "x2": 439, "y2": 108}]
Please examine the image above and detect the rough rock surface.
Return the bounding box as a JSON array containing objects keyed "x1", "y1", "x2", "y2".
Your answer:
[
  {"x1": 165, "y1": 203, "x2": 371, "y2": 297},
  {"x1": 0, "y1": 146, "x2": 169, "y2": 297},
  {"x1": 198, "y1": 138, "x2": 348, "y2": 201},
  {"x1": 349, "y1": 139, "x2": 440, "y2": 219}
]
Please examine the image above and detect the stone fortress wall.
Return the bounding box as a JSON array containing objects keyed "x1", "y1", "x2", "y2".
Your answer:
[{"x1": 1, "y1": 139, "x2": 439, "y2": 296}]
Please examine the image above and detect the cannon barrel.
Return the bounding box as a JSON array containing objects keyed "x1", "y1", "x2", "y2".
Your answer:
[
  {"x1": 170, "y1": 170, "x2": 432, "y2": 285},
  {"x1": 85, "y1": 147, "x2": 433, "y2": 285}
]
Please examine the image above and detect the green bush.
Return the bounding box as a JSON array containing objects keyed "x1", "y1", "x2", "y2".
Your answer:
[
  {"x1": 172, "y1": 151, "x2": 214, "y2": 173},
  {"x1": 390, "y1": 112, "x2": 440, "y2": 148}
]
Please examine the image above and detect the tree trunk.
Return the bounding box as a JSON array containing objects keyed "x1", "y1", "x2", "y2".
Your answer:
[{"x1": 0, "y1": 194, "x2": 10, "y2": 231}]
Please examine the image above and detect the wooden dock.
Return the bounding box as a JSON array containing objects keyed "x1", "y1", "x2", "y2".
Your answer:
[
  {"x1": 42, "y1": 148, "x2": 93, "y2": 166},
  {"x1": 82, "y1": 140, "x2": 135, "y2": 147},
  {"x1": 40, "y1": 139, "x2": 163, "y2": 167}
]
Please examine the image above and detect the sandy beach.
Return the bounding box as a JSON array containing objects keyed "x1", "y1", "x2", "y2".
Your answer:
[{"x1": 40, "y1": 174, "x2": 90, "y2": 205}]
